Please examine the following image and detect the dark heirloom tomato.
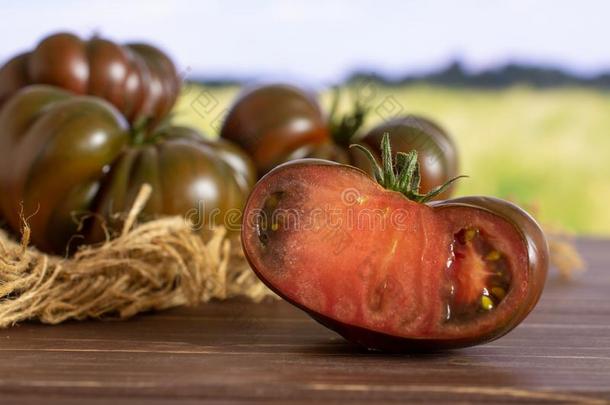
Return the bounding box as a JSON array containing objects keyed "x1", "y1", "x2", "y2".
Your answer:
[
  {"x1": 220, "y1": 84, "x2": 329, "y2": 175},
  {"x1": 220, "y1": 84, "x2": 459, "y2": 200},
  {"x1": 0, "y1": 85, "x2": 254, "y2": 254},
  {"x1": 241, "y1": 136, "x2": 548, "y2": 351},
  {"x1": 0, "y1": 32, "x2": 180, "y2": 126}
]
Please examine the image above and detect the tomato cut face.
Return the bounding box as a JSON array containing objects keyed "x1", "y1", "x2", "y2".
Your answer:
[{"x1": 242, "y1": 160, "x2": 548, "y2": 351}]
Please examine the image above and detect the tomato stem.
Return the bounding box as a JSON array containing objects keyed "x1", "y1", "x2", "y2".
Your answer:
[
  {"x1": 130, "y1": 116, "x2": 152, "y2": 145},
  {"x1": 328, "y1": 86, "x2": 370, "y2": 146},
  {"x1": 130, "y1": 114, "x2": 175, "y2": 145},
  {"x1": 350, "y1": 133, "x2": 466, "y2": 203}
]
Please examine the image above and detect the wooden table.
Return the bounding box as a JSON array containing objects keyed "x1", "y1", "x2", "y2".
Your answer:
[{"x1": 1, "y1": 238, "x2": 609, "y2": 404}]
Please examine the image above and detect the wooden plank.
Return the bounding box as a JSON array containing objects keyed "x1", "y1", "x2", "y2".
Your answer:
[{"x1": 0, "y1": 238, "x2": 609, "y2": 403}]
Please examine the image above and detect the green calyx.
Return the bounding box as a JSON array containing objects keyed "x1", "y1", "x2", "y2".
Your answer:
[
  {"x1": 350, "y1": 133, "x2": 466, "y2": 203},
  {"x1": 328, "y1": 86, "x2": 370, "y2": 146},
  {"x1": 130, "y1": 116, "x2": 154, "y2": 145},
  {"x1": 130, "y1": 113, "x2": 175, "y2": 145}
]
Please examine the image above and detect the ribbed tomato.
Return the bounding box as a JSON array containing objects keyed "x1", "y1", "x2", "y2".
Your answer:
[
  {"x1": 0, "y1": 32, "x2": 180, "y2": 127},
  {"x1": 0, "y1": 85, "x2": 254, "y2": 254},
  {"x1": 241, "y1": 135, "x2": 547, "y2": 351}
]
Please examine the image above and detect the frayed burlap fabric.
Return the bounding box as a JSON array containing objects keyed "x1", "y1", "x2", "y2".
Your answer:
[{"x1": 0, "y1": 185, "x2": 273, "y2": 328}]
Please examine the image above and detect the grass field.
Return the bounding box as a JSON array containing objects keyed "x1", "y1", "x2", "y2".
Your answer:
[{"x1": 173, "y1": 84, "x2": 610, "y2": 237}]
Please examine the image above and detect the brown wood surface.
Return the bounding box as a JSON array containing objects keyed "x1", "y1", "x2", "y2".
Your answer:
[{"x1": 0, "y1": 238, "x2": 609, "y2": 404}]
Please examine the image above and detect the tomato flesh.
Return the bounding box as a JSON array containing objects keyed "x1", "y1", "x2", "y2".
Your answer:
[{"x1": 243, "y1": 161, "x2": 538, "y2": 350}]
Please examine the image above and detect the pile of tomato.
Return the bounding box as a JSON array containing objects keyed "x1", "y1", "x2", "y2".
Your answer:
[
  {"x1": 0, "y1": 32, "x2": 548, "y2": 351},
  {"x1": 0, "y1": 33, "x2": 255, "y2": 253}
]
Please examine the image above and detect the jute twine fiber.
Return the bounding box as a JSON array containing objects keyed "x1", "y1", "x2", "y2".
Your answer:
[{"x1": 0, "y1": 185, "x2": 273, "y2": 328}]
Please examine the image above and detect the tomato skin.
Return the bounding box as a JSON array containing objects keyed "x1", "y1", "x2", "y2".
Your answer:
[
  {"x1": 0, "y1": 53, "x2": 29, "y2": 105},
  {"x1": 220, "y1": 84, "x2": 330, "y2": 175},
  {"x1": 282, "y1": 141, "x2": 372, "y2": 170},
  {"x1": 0, "y1": 85, "x2": 253, "y2": 254},
  {"x1": 0, "y1": 32, "x2": 180, "y2": 126},
  {"x1": 164, "y1": 126, "x2": 257, "y2": 195},
  {"x1": 241, "y1": 159, "x2": 548, "y2": 351}
]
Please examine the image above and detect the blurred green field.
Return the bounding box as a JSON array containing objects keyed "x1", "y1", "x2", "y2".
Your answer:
[{"x1": 173, "y1": 84, "x2": 610, "y2": 237}]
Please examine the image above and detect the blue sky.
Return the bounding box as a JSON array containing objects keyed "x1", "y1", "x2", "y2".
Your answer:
[{"x1": 1, "y1": 0, "x2": 608, "y2": 85}]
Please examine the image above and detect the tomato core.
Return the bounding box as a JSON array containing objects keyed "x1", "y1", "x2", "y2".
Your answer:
[{"x1": 445, "y1": 227, "x2": 512, "y2": 322}]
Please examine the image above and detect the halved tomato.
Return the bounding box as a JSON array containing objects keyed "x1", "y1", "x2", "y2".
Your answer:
[{"x1": 241, "y1": 135, "x2": 547, "y2": 350}]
